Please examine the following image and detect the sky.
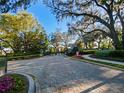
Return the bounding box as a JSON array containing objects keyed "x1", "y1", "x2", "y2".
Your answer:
[{"x1": 27, "y1": 2, "x2": 69, "y2": 34}]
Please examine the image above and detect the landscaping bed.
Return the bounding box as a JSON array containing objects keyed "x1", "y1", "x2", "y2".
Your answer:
[
  {"x1": 0, "y1": 74, "x2": 29, "y2": 93},
  {"x1": 94, "y1": 50, "x2": 124, "y2": 62}
]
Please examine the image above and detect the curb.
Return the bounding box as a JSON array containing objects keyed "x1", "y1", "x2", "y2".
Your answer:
[
  {"x1": 34, "y1": 77, "x2": 41, "y2": 93},
  {"x1": 83, "y1": 54, "x2": 124, "y2": 65},
  {"x1": 24, "y1": 74, "x2": 35, "y2": 93},
  {"x1": 69, "y1": 57, "x2": 124, "y2": 71}
]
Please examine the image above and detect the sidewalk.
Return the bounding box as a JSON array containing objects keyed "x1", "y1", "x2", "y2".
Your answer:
[{"x1": 82, "y1": 55, "x2": 124, "y2": 65}]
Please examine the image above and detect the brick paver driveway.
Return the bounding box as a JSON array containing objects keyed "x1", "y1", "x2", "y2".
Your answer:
[{"x1": 8, "y1": 55, "x2": 124, "y2": 93}]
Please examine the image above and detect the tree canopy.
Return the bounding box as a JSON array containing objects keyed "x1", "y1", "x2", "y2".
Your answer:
[
  {"x1": 0, "y1": 12, "x2": 48, "y2": 53},
  {"x1": 43, "y1": 0, "x2": 124, "y2": 50},
  {"x1": 0, "y1": 0, "x2": 37, "y2": 13}
]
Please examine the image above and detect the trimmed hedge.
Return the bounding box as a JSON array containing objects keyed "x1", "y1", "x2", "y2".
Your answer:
[
  {"x1": 109, "y1": 50, "x2": 124, "y2": 58},
  {"x1": 95, "y1": 50, "x2": 110, "y2": 57},
  {"x1": 95, "y1": 50, "x2": 124, "y2": 58},
  {"x1": 79, "y1": 50, "x2": 96, "y2": 55},
  {"x1": 66, "y1": 49, "x2": 96, "y2": 56},
  {"x1": 8, "y1": 54, "x2": 41, "y2": 61}
]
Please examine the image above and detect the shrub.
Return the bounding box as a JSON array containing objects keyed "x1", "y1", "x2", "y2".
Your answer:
[
  {"x1": 95, "y1": 50, "x2": 124, "y2": 58},
  {"x1": 65, "y1": 49, "x2": 74, "y2": 56},
  {"x1": 66, "y1": 47, "x2": 78, "y2": 56},
  {"x1": 95, "y1": 50, "x2": 111, "y2": 57},
  {"x1": 7, "y1": 54, "x2": 41, "y2": 61},
  {"x1": 79, "y1": 50, "x2": 96, "y2": 55},
  {"x1": 0, "y1": 74, "x2": 28, "y2": 93},
  {"x1": 0, "y1": 76, "x2": 15, "y2": 92},
  {"x1": 109, "y1": 50, "x2": 124, "y2": 58},
  {"x1": 13, "y1": 51, "x2": 40, "y2": 56}
]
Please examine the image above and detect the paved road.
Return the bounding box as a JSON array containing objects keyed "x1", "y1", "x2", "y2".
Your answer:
[{"x1": 8, "y1": 55, "x2": 124, "y2": 93}]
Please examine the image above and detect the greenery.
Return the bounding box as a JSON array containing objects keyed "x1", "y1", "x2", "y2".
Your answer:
[
  {"x1": 95, "y1": 50, "x2": 111, "y2": 57},
  {"x1": 0, "y1": 0, "x2": 36, "y2": 13},
  {"x1": 49, "y1": 30, "x2": 73, "y2": 53},
  {"x1": 0, "y1": 57, "x2": 6, "y2": 69},
  {"x1": 7, "y1": 54, "x2": 41, "y2": 61},
  {"x1": 66, "y1": 47, "x2": 78, "y2": 56},
  {"x1": 79, "y1": 50, "x2": 96, "y2": 55},
  {"x1": 71, "y1": 56, "x2": 124, "y2": 70},
  {"x1": 44, "y1": 0, "x2": 124, "y2": 50},
  {"x1": 95, "y1": 50, "x2": 124, "y2": 58},
  {"x1": 84, "y1": 59, "x2": 124, "y2": 70},
  {"x1": 0, "y1": 74, "x2": 28, "y2": 93},
  {"x1": 0, "y1": 11, "x2": 48, "y2": 55},
  {"x1": 66, "y1": 49, "x2": 96, "y2": 56}
]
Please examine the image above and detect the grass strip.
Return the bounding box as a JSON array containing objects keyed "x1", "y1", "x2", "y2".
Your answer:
[{"x1": 70, "y1": 57, "x2": 124, "y2": 71}]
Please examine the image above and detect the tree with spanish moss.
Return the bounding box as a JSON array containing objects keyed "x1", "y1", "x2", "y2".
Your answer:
[{"x1": 43, "y1": 0, "x2": 124, "y2": 50}]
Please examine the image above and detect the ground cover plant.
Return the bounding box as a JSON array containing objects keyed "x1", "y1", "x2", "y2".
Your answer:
[{"x1": 0, "y1": 74, "x2": 28, "y2": 93}]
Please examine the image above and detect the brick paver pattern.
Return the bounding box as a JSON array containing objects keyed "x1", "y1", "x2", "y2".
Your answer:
[{"x1": 8, "y1": 55, "x2": 124, "y2": 93}]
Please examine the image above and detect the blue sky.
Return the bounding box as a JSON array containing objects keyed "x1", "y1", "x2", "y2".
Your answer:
[{"x1": 27, "y1": 2, "x2": 68, "y2": 34}]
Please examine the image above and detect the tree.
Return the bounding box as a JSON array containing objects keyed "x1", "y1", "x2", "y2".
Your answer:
[
  {"x1": 43, "y1": 0, "x2": 124, "y2": 49},
  {"x1": 0, "y1": 12, "x2": 48, "y2": 54},
  {"x1": 75, "y1": 40, "x2": 84, "y2": 50},
  {"x1": 0, "y1": 0, "x2": 37, "y2": 13},
  {"x1": 61, "y1": 32, "x2": 73, "y2": 50},
  {"x1": 49, "y1": 29, "x2": 62, "y2": 51}
]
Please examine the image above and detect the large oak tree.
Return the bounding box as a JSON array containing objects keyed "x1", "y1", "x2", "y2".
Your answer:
[
  {"x1": 0, "y1": 12, "x2": 48, "y2": 53},
  {"x1": 43, "y1": 0, "x2": 124, "y2": 49}
]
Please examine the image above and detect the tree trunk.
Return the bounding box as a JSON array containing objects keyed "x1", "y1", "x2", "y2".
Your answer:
[
  {"x1": 109, "y1": 21, "x2": 121, "y2": 49},
  {"x1": 122, "y1": 31, "x2": 124, "y2": 49},
  {"x1": 112, "y1": 35, "x2": 120, "y2": 50},
  {"x1": 117, "y1": 11, "x2": 124, "y2": 49},
  {"x1": 119, "y1": 18, "x2": 124, "y2": 49},
  {"x1": 85, "y1": 42, "x2": 88, "y2": 49},
  {"x1": 97, "y1": 41, "x2": 101, "y2": 49}
]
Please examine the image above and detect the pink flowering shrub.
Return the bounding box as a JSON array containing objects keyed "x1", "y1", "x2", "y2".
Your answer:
[{"x1": 0, "y1": 76, "x2": 15, "y2": 93}]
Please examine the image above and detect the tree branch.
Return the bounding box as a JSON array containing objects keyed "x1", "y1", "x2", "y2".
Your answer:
[
  {"x1": 67, "y1": 11, "x2": 111, "y2": 30},
  {"x1": 84, "y1": 29, "x2": 111, "y2": 38},
  {"x1": 93, "y1": 0, "x2": 107, "y2": 11}
]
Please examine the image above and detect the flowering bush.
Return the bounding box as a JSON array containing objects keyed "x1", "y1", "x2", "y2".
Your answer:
[
  {"x1": 0, "y1": 76, "x2": 15, "y2": 93},
  {"x1": 0, "y1": 74, "x2": 28, "y2": 93}
]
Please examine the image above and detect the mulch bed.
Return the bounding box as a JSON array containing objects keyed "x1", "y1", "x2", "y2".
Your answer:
[{"x1": 72, "y1": 55, "x2": 83, "y2": 59}]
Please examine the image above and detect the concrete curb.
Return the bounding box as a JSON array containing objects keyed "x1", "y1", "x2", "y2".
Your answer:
[
  {"x1": 34, "y1": 77, "x2": 41, "y2": 93},
  {"x1": 70, "y1": 57, "x2": 124, "y2": 71},
  {"x1": 24, "y1": 74, "x2": 35, "y2": 93},
  {"x1": 83, "y1": 54, "x2": 124, "y2": 65}
]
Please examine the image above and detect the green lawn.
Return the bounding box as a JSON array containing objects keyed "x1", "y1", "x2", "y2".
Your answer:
[{"x1": 71, "y1": 56, "x2": 124, "y2": 71}]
